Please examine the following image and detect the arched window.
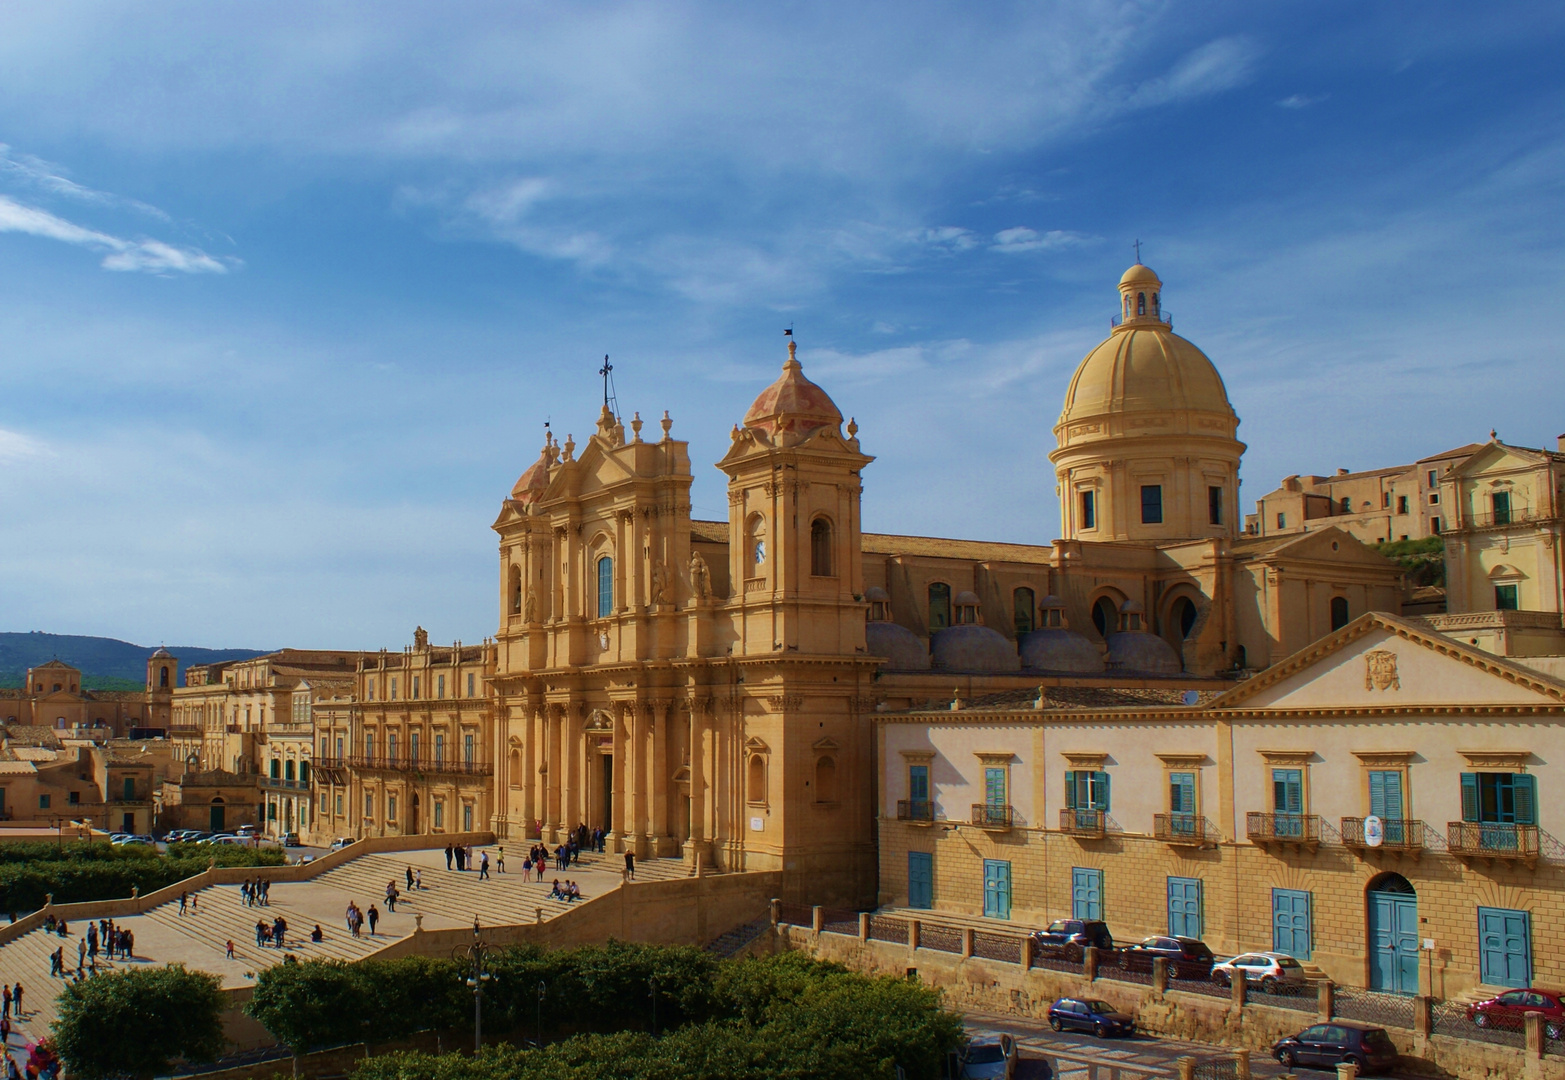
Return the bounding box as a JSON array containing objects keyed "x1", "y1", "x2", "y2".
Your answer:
[
  {"x1": 1330, "y1": 596, "x2": 1350, "y2": 631},
  {"x1": 1339, "y1": 497, "x2": 1351, "y2": 513},
  {"x1": 1152, "y1": 292, "x2": 1160, "y2": 314},
  {"x1": 815, "y1": 757, "x2": 837, "y2": 803},
  {"x1": 1137, "y1": 292, "x2": 1147, "y2": 316},
  {"x1": 746, "y1": 514, "x2": 767, "y2": 577},
  {"x1": 1091, "y1": 595, "x2": 1119, "y2": 638},
  {"x1": 510, "y1": 565, "x2": 523, "y2": 614},
  {"x1": 747, "y1": 755, "x2": 767, "y2": 805},
  {"x1": 159, "y1": 665, "x2": 169, "y2": 688},
  {"x1": 596, "y1": 555, "x2": 614, "y2": 619},
  {"x1": 1013, "y1": 587, "x2": 1035, "y2": 634},
  {"x1": 928, "y1": 583, "x2": 952, "y2": 630},
  {"x1": 509, "y1": 749, "x2": 522, "y2": 789},
  {"x1": 1172, "y1": 597, "x2": 1198, "y2": 639},
  {"x1": 810, "y1": 517, "x2": 834, "y2": 576}
]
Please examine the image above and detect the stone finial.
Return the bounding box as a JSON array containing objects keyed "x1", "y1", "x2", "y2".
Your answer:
[
  {"x1": 660, "y1": 410, "x2": 673, "y2": 441},
  {"x1": 631, "y1": 412, "x2": 643, "y2": 442},
  {"x1": 562, "y1": 435, "x2": 576, "y2": 462},
  {"x1": 847, "y1": 417, "x2": 858, "y2": 438}
]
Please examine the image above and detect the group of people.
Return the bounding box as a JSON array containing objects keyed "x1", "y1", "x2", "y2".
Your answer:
[
  {"x1": 0, "y1": 984, "x2": 23, "y2": 1020},
  {"x1": 39, "y1": 916, "x2": 68, "y2": 939},
  {"x1": 239, "y1": 879, "x2": 271, "y2": 907},
  {"x1": 443, "y1": 843, "x2": 477, "y2": 871},
  {"x1": 253, "y1": 915, "x2": 288, "y2": 948},
  {"x1": 547, "y1": 879, "x2": 584, "y2": 902},
  {"x1": 344, "y1": 901, "x2": 379, "y2": 937},
  {"x1": 42, "y1": 917, "x2": 133, "y2": 979}
]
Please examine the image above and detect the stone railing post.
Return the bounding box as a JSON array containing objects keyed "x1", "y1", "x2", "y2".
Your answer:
[
  {"x1": 414, "y1": 914, "x2": 423, "y2": 932},
  {"x1": 1413, "y1": 994, "x2": 1432, "y2": 1049},
  {"x1": 1234, "y1": 1048, "x2": 1251, "y2": 1080},
  {"x1": 1021, "y1": 934, "x2": 1034, "y2": 970},
  {"x1": 1335, "y1": 1061, "x2": 1358, "y2": 1080},
  {"x1": 1152, "y1": 957, "x2": 1169, "y2": 996},
  {"x1": 1317, "y1": 979, "x2": 1335, "y2": 1020},
  {"x1": 1230, "y1": 972, "x2": 1247, "y2": 1010},
  {"x1": 811, "y1": 906, "x2": 824, "y2": 934},
  {"x1": 962, "y1": 928, "x2": 974, "y2": 959},
  {"x1": 1175, "y1": 1056, "x2": 1196, "y2": 1080},
  {"x1": 769, "y1": 898, "x2": 781, "y2": 928},
  {"x1": 859, "y1": 913, "x2": 871, "y2": 940},
  {"x1": 1526, "y1": 1010, "x2": 1544, "y2": 1059},
  {"x1": 909, "y1": 919, "x2": 921, "y2": 951},
  {"x1": 1083, "y1": 946, "x2": 1099, "y2": 982}
]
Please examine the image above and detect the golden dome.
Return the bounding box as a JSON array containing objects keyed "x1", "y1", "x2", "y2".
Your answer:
[
  {"x1": 743, "y1": 340, "x2": 843, "y2": 443},
  {"x1": 1119, "y1": 262, "x2": 1161, "y2": 288}
]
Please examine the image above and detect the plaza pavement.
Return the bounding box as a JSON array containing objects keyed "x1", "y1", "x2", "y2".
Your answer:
[{"x1": 0, "y1": 845, "x2": 696, "y2": 1046}]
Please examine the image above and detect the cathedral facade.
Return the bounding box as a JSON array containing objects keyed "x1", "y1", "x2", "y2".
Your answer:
[{"x1": 489, "y1": 264, "x2": 1404, "y2": 905}]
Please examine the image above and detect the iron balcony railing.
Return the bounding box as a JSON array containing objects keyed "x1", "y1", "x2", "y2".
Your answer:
[
  {"x1": 896, "y1": 799, "x2": 935, "y2": 823},
  {"x1": 1109, "y1": 309, "x2": 1173, "y2": 329},
  {"x1": 1447, "y1": 822, "x2": 1540, "y2": 859},
  {"x1": 971, "y1": 804, "x2": 1013, "y2": 830},
  {"x1": 1154, "y1": 813, "x2": 1213, "y2": 845},
  {"x1": 1341, "y1": 817, "x2": 1425, "y2": 851},
  {"x1": 1060, "y1": 808, "x2": 1106, "y2": 837},
  {"x1": 1247, "y1": 812, "x2": 1322, "y2": 844},
  {"x1": 315, "y1": 755, "x2": 494, "y2": 777},
  {"x1": 1452, "y1": 508, "x2": 1556, "y2": 530},
  {"x1": 260, "y1": 776, "x2": 304, "y2": 790}
]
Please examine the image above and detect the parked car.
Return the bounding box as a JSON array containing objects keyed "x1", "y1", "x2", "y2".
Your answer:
[
  {"x1": 1119, "y1": 936, "x2": 1214, "y2": 979},
  {"x1": 281, "y1": 832, "x2": 301, "y2": 847},
  {"x1": 235, "y1": 824, "x2": 261, "y2": 838},
  {"x1": 209, "y1": 834, "x2": 245, "y2": 845},
  {"x1": 1210, "y1": 952, "x2": 1309, "y2": 992},
  {"x1": 1466, "y1": 988, "x2": 1565, "y2": 1038},
  {"x1": 1031, "y1": 919, "x2": 1114, "y2": 960},
  {"x1": 1273, "y1": 1020, "x2": 1399, "y2": 1074},
  {"x1": 173, "y1": 830, "x2": 212, "y2": 843},
  {"x1": 112, "y1": 834, "x2": 155, "y2": 846},
  {"x1": 330, "y1": 836, "x2": 356, "y2": 851},
  {"x1": 1047, "y1": 997, "x2": 1135, "y2": 1038},
  {"x1": 959, "y1": 1033, "x2": 1019, "y2": 1079}
]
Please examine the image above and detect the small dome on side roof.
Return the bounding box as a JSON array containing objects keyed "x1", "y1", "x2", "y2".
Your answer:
[
  {"x1": 1105, "y1": 630, "x2": 1182, "y2": 675},
  {"x1": 867, "y1": 621, "x2": 931, "y2": 671},
  {"x1": 1020, "y1": 628, "x2": 1105, "y2": 674},
  {"x1": 865, "y1": 586, "x2": 891, "y2": 602},
  {"x1": 931, "y1": 625, "x2": 1021, "y2": 673},
  {"x1": 511, "y1": 443, "x2": 552, "y2": 502}
]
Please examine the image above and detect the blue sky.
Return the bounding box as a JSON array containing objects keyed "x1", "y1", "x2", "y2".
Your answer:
[{"x1": 0, "y1": 2, "x2": 1561, "y2": 649}]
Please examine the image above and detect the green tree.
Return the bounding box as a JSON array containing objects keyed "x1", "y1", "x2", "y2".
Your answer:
[
  {"x1": 52, "y1": 964, "x2": 226, "y2": 1080},
  {"x1": 245, "y1": 960, "x2": 368, "y2": 1055}
]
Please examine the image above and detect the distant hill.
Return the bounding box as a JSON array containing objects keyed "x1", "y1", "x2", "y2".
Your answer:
[{"x1": 0, "y1": 632, "x2": 270, "y2": 690}]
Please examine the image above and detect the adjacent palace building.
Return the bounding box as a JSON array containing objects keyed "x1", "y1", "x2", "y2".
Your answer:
[{"x1": 12, "y1": 260, "x2": 1565, "y2": 999}]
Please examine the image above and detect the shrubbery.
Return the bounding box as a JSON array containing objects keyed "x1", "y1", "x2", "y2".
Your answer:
[
  {"x1": 248, "y1": 945, "x2": 961, "y2": 1080},
  {"x1": 0, "y1": 841, "x2": 285, "y2": 913},
  {"x1": 52, "y1": 964, "x2": 226, "y2": 1080}
]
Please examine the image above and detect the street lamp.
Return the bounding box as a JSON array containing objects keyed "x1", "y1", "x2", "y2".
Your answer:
[{"x1": 454, "y1": 924, "x2": 493, "y2": 1053}]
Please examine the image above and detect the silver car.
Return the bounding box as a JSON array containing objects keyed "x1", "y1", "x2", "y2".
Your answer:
[
  {"x1": 1211, "y1": 951, "x2": 1310, "y2": 992},
  {"x1": 960, "y1": 1034, "x2": 1018, "y2": 1080}
]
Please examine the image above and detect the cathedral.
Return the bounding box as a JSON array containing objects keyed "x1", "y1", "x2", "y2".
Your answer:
[{"x1": 489, "y1": 263, "x2": 1404, "y2": 905}]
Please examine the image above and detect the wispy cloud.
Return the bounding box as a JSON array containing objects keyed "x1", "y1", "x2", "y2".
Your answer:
[
  {"x1": 0, "y1": 428, "x2": 48, "y2": 464},
  {"x1": 0, "y1": 194, "x2": 233, "y2": 274},
  {"x1": 1127, "y1": 36, "x2": 1264, "y2": 108},
  {"x1": 0, "y1": 144, "x2": 171, "y2": 221},
  {"x1": 1277, "y1": 93, "x2": 1328, "y2": 109},
  {"x1": 991, "y1": 227, "x2": 1094, "y2": 254}
]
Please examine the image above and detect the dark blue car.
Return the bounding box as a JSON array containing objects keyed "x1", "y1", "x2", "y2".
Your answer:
[{"x1": 1047, "y1": 997, "x2": 1135, "y2": 1038}]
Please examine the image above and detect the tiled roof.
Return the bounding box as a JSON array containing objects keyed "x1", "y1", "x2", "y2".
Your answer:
[
  {"x1": 690, "y1": 519, "x2": 1054, "y2": 564},
  {"x1": 1415, "y1": 443, "x2": 1484, "y2": 464},
  {"x1": 3, "y1": 727, "x2": 62, "y2": 748},
  {"x1": 1042, "y1": 686, "x2": 1224, "y2": 709}
]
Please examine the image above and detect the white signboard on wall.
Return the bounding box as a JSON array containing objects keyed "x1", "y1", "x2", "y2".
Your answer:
[{"x1": 750, "y1": 816, "x2": 764, "y2": 832}]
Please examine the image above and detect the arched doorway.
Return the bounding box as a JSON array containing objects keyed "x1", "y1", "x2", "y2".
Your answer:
[
  {"x1": 1367, "y1": 872, "x2": 1419, "y2": 995},
  {"x1": 209, "y1": 797, "x2": 225, "y2": 833},
  {"x1": 410, "y1": 793, "x2": 420, "y2": 833}
]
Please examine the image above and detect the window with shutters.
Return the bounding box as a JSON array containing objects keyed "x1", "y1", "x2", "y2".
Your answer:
[
  {"x1": 596, "y1": 556, "x2": 614, "y2": 619},
  {"x1": 1368, "y1": 769, "x2": 1408, "y2": 844},
  {"x1": 1080, "y1": 489, "x2": 1096, "y2": 530},
  {"x1": 984, "y1": 767, "x2": 1007, "y2": 809},
  {"x1": 1065, "y1": 769, "x2": 1110, "y2": 831},
  {"x1": 1168, "y1": 771, "x2": 1198, "y2": 836},
  {"x1": 1272, "y1": 768, "x2": 1305, "y2": 837},
  {"x1": 1495, "y1": 583, "x2": 1519, "y2": 611},
  {"x1": 1492, "y1": 490, "x2": 1512, "y2": 526},
  {"x1": 1461, "y1": 772, "x2": 1536, "y2": 825}
]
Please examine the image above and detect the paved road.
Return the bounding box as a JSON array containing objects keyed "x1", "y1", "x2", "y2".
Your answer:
[{"x1": 964, "y1": 1011, "x2": 1306, "y2": 1078}]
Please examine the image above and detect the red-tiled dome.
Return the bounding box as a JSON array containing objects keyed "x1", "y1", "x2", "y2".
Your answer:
[
  {"x1": 743, "y1": 341, "x2": 842, "y2": 442},
  {"x1": 510, "y1": 447, "x2": 551, "y2": 502}
]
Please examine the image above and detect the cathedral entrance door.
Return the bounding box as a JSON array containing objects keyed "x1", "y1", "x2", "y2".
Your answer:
[{"x1": 600, "y1": 754, "x2": 613, "y2": 833}]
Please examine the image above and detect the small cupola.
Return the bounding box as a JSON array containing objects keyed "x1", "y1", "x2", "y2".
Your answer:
[
  {"x1": 865, "y1": 586, "x2": 892, "y2": 623},
  {"x1": 1118, "y1": 600, "x2": 1146, "y2": 632},
  {"x1": 953, "y1": 590, "x2": 983, "y2": 625},
  {"x1": 1116, "y1": 263, "x2": 1166, "y2": 328},
  {"x1": 1038, "y1": 595, "x2": 1067, "y2": 628}
]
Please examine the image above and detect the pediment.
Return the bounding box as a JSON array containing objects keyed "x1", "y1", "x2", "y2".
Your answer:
[
  {"x1": 811, "y1": 736, "x2": 840, "y2": 752},
  {"x1": 1210, "y1": 613, "x2": 1565, "y2": 711},
  {"x1": 744, "y1": 735, "x2": 770, "y2": 755},
  {"x1": 1447, "y1": 441, "x2": 1547, "y2": 478},
  {"x1": 1247, "y1": 527, "x2": 1396, "y2": 569}
]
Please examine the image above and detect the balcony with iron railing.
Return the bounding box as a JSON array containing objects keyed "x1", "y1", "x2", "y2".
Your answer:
[
  {"x1": 1341, "y1": 817, "x2": 1425, "y2": 854},
  {"x1": 1447, "y1": 821, "x2": 1540, "y2": 864},
  {"x1": 313, "y1": 755, "x2": 493, "y2": 777},
  {"x1": 1060, "y1": 808, "x2": 1106, "y2": 838},
  {"x1": 971, "y1": 803, "x2": 1013, "y2": 831},
  {"x1": 1154, "y1": 813, "x2": 1215, "y2": 847},
  {"x1": 1447, "y1": 507, "x2": 1558, "y2": 532},
  {"x1": 1247, "y1": 811, "x2": 1322, "y2": 849},
  {"x1": 896, "y1": 799, "x2": 935, "y2": 824}
]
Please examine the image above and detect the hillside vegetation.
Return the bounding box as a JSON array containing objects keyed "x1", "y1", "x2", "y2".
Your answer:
[{"x1": 0, "y1": 631, "x2": 267, "y2": 688}]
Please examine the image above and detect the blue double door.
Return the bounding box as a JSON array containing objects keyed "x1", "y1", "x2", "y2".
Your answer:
[{"x1": 1369, "y1": 889, "x2": 1420, "y2": 995}]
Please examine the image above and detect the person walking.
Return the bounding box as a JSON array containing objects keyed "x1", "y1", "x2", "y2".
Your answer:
[
  {"x1": 3, "y1": 984, "x2": 11, "y2": 1018},
  {"x1": 496, "y1": 847, "x2": 505, "y2": 873},
  {"x1": 191, "y1": 892, "x2": 199, "y2": 913},
  {"x1": 623, "y1": 849, "x2": 635, "y2": 881},
  {"x1": 13, "y1": 984, "x2": 23, "y2": 1019},
  {"x1": 225, "y1": 940, "x2": 235, "y2": 959},
  {"x1": 367, "y1": 904, "x2": 379, "y2": 935},
  {"x1": 255, "y1": 920, "x2": 267, "y2": 948},
  {"x1": 415, "y1": 869, "x2": 423, "y2": 890},
  {"x1": 179, "y1": 891, "x2": 188, "y2": 915},
  {"x1": 385, "y1": 882, "x2": 398, "y2": 912},
  {"x1": 77, "y1": 938, "x2": 85, "y2": 972},
  {"x1": 405, "y1": 865, "x2": 414, "y2": 891},
  {"x1": 478, "y1": 851, "x2": 489, "y2": 880},
  {"x1": 444, "y1": 844, "x2": 454, "y2": 870}
]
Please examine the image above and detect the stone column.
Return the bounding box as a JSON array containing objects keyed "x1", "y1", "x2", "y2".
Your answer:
[
  {"x1": 562, "y1": 702, "x2": 582, "y2": 833},
  {"x1": 629, "y1": 701, "x2": 649, "y2": 853},
  {"x1": 688, "y1": 699, "x2": 709, "y2": 860},
  {"x1": 609, "y1": 702, "x2": 627, "y2": 847},
  {"x1": 649, "y1": 699, "x2": 670, "y2": 854},
  {"x1": 543, "y1": 704, "x2": 562, "y2": 839}
]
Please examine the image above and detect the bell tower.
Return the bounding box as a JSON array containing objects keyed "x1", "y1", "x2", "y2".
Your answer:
[
  {"x1": 717, "y1": 338, "x2": 873, "y2": 655},
  {"x1": 146, "y1": 647, "x2": 177, "y2": 730}
]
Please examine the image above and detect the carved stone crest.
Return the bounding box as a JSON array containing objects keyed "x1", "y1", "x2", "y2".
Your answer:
[{"x1": 1364, "y1": 650, "x2": 1400, "y2": 692}]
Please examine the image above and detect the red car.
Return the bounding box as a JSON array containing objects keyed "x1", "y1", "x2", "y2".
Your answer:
[{"x1": 1467, "y1": 988, "x2": 1565, "y2": 1039}]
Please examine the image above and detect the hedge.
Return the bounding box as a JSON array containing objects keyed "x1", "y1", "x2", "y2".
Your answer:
[{"x1": 0, "y1": 841, "x2": 284, "y2": 913}]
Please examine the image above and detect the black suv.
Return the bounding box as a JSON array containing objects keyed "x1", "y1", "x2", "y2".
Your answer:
[
  {"x1": 1118, "y1": 935, "x2": 1214, "y2": 979},
  {"x1": 1273, "y1": 1020, "x2": 1399, "y2": 1075},
  {"x1": 1031, "y1": 919, "x2": 1113, "y2": 960}
]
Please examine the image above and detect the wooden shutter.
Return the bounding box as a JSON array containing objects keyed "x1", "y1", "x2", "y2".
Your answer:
[
  {"x1": 1064, "y1": 771, "x2": 1077, "y2": 810},
  {"x1": 1513, "y1": 774, "x2": 1537, "y2": 826},
  {"x1": 1094, "y1": 771, "x2": 1111, "y2": 812},
  {"x1": 1460, "y1": 773, "x2": 1479, "y2": 822}
]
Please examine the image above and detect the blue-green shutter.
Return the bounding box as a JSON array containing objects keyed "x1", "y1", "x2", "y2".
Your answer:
[
  {"x1": 1460, "y1": 773, "x2": 1480, "y2": 822},
  {"x1": 1369, "y1": 771, "x2": 1403, "y2": 820},
  {"x1": 1095, "y1": 771, "x2": 1111, "y2": 812},
  {"x1": 1512, "y1": 774, "x2": 1537, "y2": 826},
  {"x1": 1170, "y1": 772, "x2": 1195, "y2": 814},
  {"x1": 1064, "y1": 771, "x2": 1077, "y2": 810}
]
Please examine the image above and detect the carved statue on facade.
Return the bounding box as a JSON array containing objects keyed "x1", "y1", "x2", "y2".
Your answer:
[
  {"x1": 650, "y1": 560, "x2": 669, "y2": 605},
  {"x1": 413, "y1": 625, "x2": 429, "y2": 649},
  {"x1": 524, "y1": 586, "x2": 538, "y2": 623},
  {"x1": 689, "y1": 551, "x2": 711, "y2": 602}
]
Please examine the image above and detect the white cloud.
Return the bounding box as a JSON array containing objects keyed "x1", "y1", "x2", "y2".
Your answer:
[
  {"x1": 991, "y1": 227, "x2": 1094, "y2": 253},
  {"x1": 1277, "y1": 93, "x2": 1327, "y2": 109},
  {"x1": 0, "y1": 143, "x2": 170, "y2": 221},
  {"x1": 0, "y1": 427, "x2": 48, "y2": 463},
  {"x1": 1128, "y1": 36, "x2": 1263, "y2": 108},
  {"x1": 0, "y1": 193, "x2": 234, "y2": 274}
]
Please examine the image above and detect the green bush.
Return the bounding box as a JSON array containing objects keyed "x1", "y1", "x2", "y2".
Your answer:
[
  {"x1": 1373, "y1": 536, "x2": 1445, "y2": 588},
  {"x1": 0, "y1": 841, "x2": 284, "y2": 912},
  {"x1": 52, "y1": 964, "x2": 226, "y2": 1080}
]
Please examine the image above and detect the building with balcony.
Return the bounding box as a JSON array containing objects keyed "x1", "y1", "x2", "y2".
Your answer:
[
  {"x1": 877, "y1": 611, "x2": 1565, "y2": 998},
  {"x1": 311, "y1": 630, "x2": 497, "y2": 843}
]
